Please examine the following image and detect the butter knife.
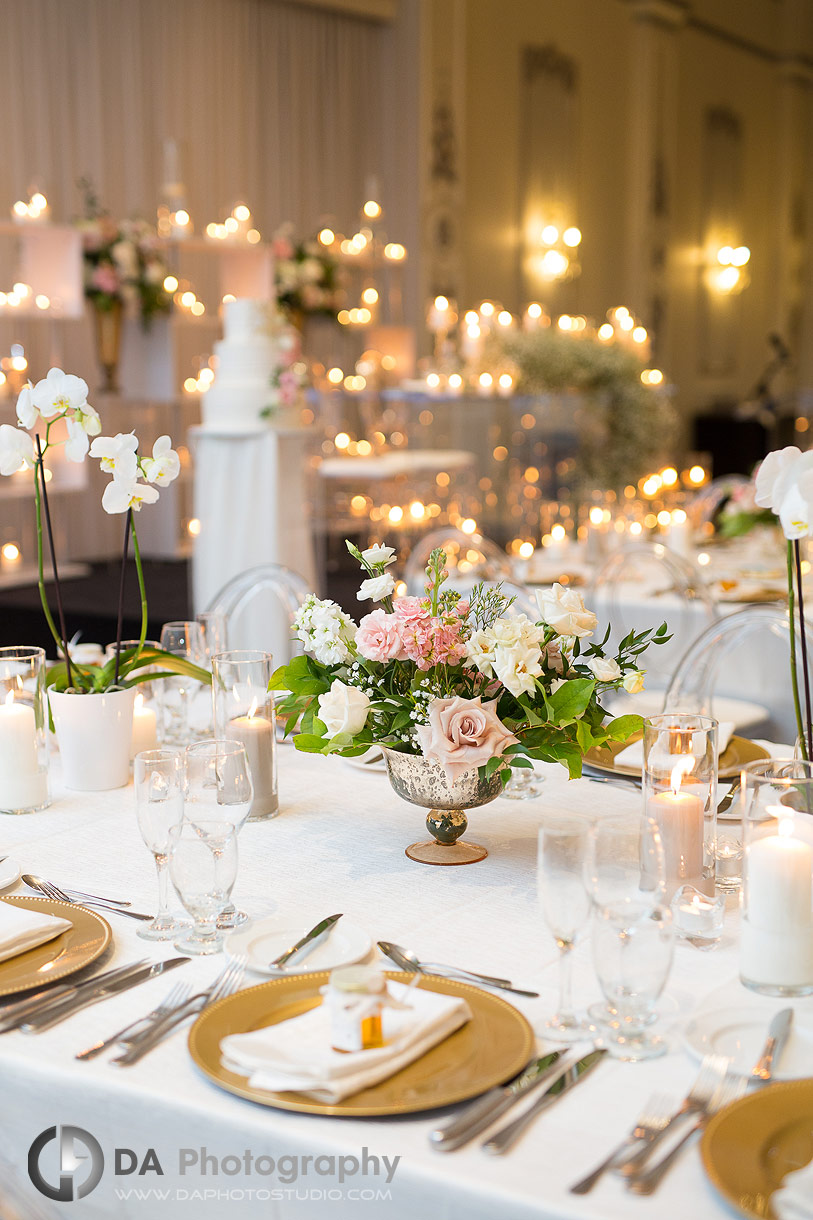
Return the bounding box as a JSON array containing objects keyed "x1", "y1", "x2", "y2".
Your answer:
[
  {"x1": 751, "y1": 1007, "x2": 793, "y2": 1082},
  {"x1": 483, "y1": 1048, "x2": 607, "y2": 1154},
  {"x1": 268, "y1": 914, "x2": 343, "y2": 968},
  {"x1": 430, "y1": 1051, "x2": 568, "y2": 1152},
  {"x1": 0, "y1": 961, "x2": 149, "y2": 1034},
  {"x1": 20, "y1": 958, "x2": 189, "y2": 1033},
  {"x1": 717, "y1": 779, "x2": 742, "y2": 817}
]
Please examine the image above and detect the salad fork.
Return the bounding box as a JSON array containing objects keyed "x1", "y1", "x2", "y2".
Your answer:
[
  {"x1": 618, "y1": 1054, "x2": 729, "y2": 1176},
  {"x1": 569, "y1": 1093, "x2": 674, "y2": 1193},
  {"x1": 75, "y1": 981, "x2": 192, "y2": 1060},
  {"x1": 26, "y1": 876, "x2": 153, "y2": 922}
]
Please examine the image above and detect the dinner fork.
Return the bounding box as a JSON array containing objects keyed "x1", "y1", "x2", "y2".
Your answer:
[
  {"x1": 31, "y1": 878, "x2": 153, "y2": 922},
  {"x1": 110, "y1": 957, "x2": 246, "y2": 1066},
  {"x1": 625, "y1": 1074, "x2": 747, "y2": 1194},
  {"x1": 617, "y1": 1054, "x2": 729, "y2": 1176},
  {"x1": 569, "y1": 1093, "x2": 674, "y2": 1194},
  {"x1": 75, "y1": 981, "x2": 193, "y2": 1060}
]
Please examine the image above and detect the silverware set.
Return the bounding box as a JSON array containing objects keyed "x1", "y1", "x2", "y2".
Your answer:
[
  {"x1": 377, "y1": 940, "x2": 539, "y2": 998},
  {"x1": 22, "y1": 873, "x2": 155, "y2": 921}
]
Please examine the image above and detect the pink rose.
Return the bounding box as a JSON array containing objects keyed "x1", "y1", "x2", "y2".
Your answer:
[
  {"x1": 416, "y1": 695, "x2": 518, "y2": 783},
  {"x1": 90, "y1": 264, "x2": 121, "y2": 294},
  {"x1": 355, "y1": 608, "x2": 407, "y2": 662}
]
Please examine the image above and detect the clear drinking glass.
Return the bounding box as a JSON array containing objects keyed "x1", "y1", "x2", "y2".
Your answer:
[
  {"x1": 160, "y1": 621, "x2": 207, "y2": 745},
  {"x1": 134, "y1": 748, "x2": 189, "y2": 941},
  {"x1": 184, "y1": 739, "x2": 253, "y2": 927},
  {"x1": 212, "y1": 649, "x2": 277, "y2": 820},
  {"x1": 0, "y1": 646, "x2": 49, "y2": 814},
  {"x1": 168, "y1": 821, "x2": 238, "y2": 955},
  {"x1": 591, "y1": 905, "x2": 675, "y2": 1060},
  {"x1": 502, "y1": 766, "x2": 544, "y2": 801},
  {"x1": 196, "y1": 611, "x2": 228, "y2": 661},
  {"x1": 537, "y1": 815, "x2": 592, "y2": 1041},
  {"x1": 585, "y1": 812, "x2": 666, "y2": 920}
]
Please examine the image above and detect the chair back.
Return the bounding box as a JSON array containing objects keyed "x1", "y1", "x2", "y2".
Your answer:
[
  {"x1": 205, "y1": 563, "x2": 312, "y2": 664},
  {"x1": 403, "y1": 528, "x2": 513, "y2": 596}
]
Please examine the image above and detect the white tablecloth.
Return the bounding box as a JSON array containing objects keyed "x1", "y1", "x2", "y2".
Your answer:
[{"x1": 0, "y1": 749, "x2": 810, "y2": 1220}]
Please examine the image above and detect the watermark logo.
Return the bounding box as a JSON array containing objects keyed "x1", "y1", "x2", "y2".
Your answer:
[{"x1": 28, "y1": 1125, "x2": 104, "y2": 1202}]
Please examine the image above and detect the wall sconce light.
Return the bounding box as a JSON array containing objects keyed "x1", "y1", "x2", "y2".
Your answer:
[
  {"x1": 534, "y1": 223, "x2": 581, "y2": 282},
  {"x1": 707, "y1": 244, "x2": 750, "y2": 293}
]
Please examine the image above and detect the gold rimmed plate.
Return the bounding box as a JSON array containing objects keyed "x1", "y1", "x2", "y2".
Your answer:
[
  {"x1": 0, "y1": 895, "x2": 111, "y2": 996},
  {"x1": 584, "y1": 734, "x2": 769, "y2": 781},
  {"x1": 701, "y1": 1079, "x2": 813, "y2": 1219},
  {"x1": 189, "y1": 970, "x2": 534, "y2": 1117}
]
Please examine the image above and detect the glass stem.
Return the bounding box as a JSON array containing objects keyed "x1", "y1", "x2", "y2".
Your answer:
[
  {"x1": 155, "y1": 853, "x2": 170, "y2": 918},
  {"x1": 557, "y1": 941, "x2": 575, "y2": 1018}
]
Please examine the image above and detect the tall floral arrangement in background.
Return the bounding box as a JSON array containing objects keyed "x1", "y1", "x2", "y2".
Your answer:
[
  {"x1": 272, "y1": 223, "x2": 344, "y2": 321},
  {"x1": 272, "y1": 542, "x2": 668, "y2": 783}
]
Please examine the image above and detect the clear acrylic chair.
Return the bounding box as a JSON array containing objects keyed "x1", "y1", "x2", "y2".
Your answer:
[
  {"x1": 664, "y1": 604, "x2": 811, "y2": 744},
  {"x1": 588, "y1": 542, "x2": 718, "y2": 704},
  {"x1": 687, "y1": 474, "x2": 752, "y2": 532},
  {"x1": 403, "y1": 527, "x2": 513, "y2": 596},
  {"x1": 204, "y1": 563, "x2": 312, "y2": 665}
]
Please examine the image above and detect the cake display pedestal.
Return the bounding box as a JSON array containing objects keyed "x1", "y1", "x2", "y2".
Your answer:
[{"x1": 190, "y1": 425, "x2": 316, "y2": 662}]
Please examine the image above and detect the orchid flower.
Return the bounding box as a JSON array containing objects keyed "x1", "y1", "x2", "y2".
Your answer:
[
  {"x1": 89, "y1": 432, "x2": 139, "y2": 482},
  {"x1": 31, "y1": 367, "x2": 89, "y2": 419},
  {"x1": 140, "y1": 435, "x2": 180, "y2": 486},
  {"x1": 15, "y1": 382, "x2": 38, "y2": 428},
  {"x1": 64, "y1": 417, "x2": 91, "y2": 463},
  {"x1": 0, "y1": 424, "x2": 34, "y2": 475},
  {"x1": 102, "y1": 478, "x2": 159, "y2": 514}
]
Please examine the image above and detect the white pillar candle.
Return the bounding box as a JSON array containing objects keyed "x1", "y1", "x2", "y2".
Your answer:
[
  {"x1": 746, "y1": 825, "x2": 812, "y2": 931},
  {"x1": 226, "y1": 705, "x2": 277, "y2": 818},
  {"x1": 0, "y1": 692, "x2": 47, "y2": 809},
  {"x1": 646, "y1": 787, "x2": 704, "y2": 891},
  {"x1": 130, "y1": 693, "x2": 158, "y2": 760}
]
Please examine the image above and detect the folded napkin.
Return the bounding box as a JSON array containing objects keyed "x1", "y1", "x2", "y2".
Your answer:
[
  {"x1": 0, "y1": 902, "x2": 72, "y2": 963},
  {"x1": 221, "y1": 981, "x2": 471, "y2": 1103},
  {"x1": 614, "y1": 721, "x2": 734, "y2": 771},
  {"x1": 774, "y1": 1159, "x2": 813, "y2": 1220}
]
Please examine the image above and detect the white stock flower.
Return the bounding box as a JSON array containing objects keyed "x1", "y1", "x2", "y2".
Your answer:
[
  {"x1": 622, "y1": 670, "x2": 646, "y2": 694},
  {"x1": 90, "y1": 433, "x2": 139, "y2": 482},
  {"x1": 294, "y1": 596, "x2": 356, "y2": 665},
  {"x1": 141, "y1": 435, "x2": 180, "y2": 486},
  {"x1": 0, "y1": 424, "x2": 34, "y2": 475},
  {"x1": 31, "y1": 367, "x2": 89, "y2": 418},
  {"x1": 317, "y1": 680, "x2": 371, "y2": 737},
  {"x1": 586, "y1": 656, "x2": 622, "y2": 682},
  {"x1": 15, "y1": 383, "x2": 37, "y2": 428},
  {"x1": 64, "y1": 417, "x2": 90, "y2": 463},
  {"x1": 102, "y1": 479, "x2": 159, "y2": 514},
  {"x1": 535, "y1": 583, "x2": 598, "y2": 638},
  {"x1": 357, "y1": 572, "x2": 396, "y2": 603},
  {"x1": 493, "y1": 643, "x2": 543, "y2": 698},
  {"x1": 361, "y1": 543, "x2": 396, "y2": 568}
]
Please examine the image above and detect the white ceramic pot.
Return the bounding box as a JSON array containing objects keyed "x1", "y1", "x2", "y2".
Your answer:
[{"x1": 49, "y1": 687, "x2": 136, "y2": 791}]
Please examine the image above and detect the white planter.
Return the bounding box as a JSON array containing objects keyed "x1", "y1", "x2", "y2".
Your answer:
[{"x1": 49, "y1": 688, "x2": 136, "y2": 791}]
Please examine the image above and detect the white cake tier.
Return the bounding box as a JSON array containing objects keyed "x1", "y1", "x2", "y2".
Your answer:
[
  {"x1": 223, "y1": 298, "x2": 273, "y2": 343},
  {"x1": 201, "y1": 382, "x2": 274, "y2": 431},
  {"x1": 213, "y1": 338, "x2": 276, "y2": 383}
]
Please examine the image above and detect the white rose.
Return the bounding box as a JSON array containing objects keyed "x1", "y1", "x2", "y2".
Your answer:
[
  {"x1": 549, "y1": 677, "x2": 567, "y2": 694},
  {"x1": 493, "y1": 643, "x2": 542, "y2": 698},
  {"x1": 361, "y1": 544, "x2": 397, "y2": 568},
  {"x1": 465, "y1": 630, "x2": 495, "y2": 676},
  {"x1": 586, "y1": 656, "x2": 622, "y2": 682},
  {"x1": 317, "y1": 680, "x2": 371, "y2": 738},
  {"x1": 535, "y1": 583, "x2": 598, "y2": 638},
  {"x1": 357, "y1": 573, "x2": 395, "y2": 602},
  {"x1": 622, "y1": 669, "x2": 646, "y2": 694}
]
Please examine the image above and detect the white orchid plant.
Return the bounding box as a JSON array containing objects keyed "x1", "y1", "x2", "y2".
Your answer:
[
  {"x1": 272, "y1": 541, "x2": 669, "y2": 783},
  {"x1": 0, "y1": 367, "x2": 209, "y2": 694}
]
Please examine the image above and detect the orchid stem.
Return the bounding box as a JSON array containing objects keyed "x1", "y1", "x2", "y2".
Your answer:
[
  {"x1": 113, "y1": 509, "x2": 132, "y2": 687},
  {"x1": 35, "y1": 435, "x2": 72, "y2": 690},
  {"x1": 794, "y1": 540, "x2": 813, "y2": 762},
  {"x1": 787, "y1": 542, "x2": 806, "y2": 758},
  {"x1": 130, "y1": 517, "x2": 148, "y2": 654}
]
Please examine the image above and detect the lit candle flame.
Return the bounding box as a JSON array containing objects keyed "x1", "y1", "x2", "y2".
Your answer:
[
  {"x1": 669, "y1": 754, "x2": 695, "y2": 796},
  {"x1": 247, "y1": 697, "x2": 259, "y2": 720},
  {"x1": 4, "y1": 691, "x2": 13, "y2": 707},
  {"x1": 134, "y1": 692, "x2": 144, "y2": 712}
]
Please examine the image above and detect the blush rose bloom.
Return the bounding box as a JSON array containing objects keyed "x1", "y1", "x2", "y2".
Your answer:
[
  {"x1": 536, "y1": 583, "x2": 598, "y2": 638},
  {"x1": 355, "y1": 609, "x2": 407, "y2": 662},
  {"x1": 586, "y1": 656, "x2": 622, "y2": 682},
  {"x1": 416, "y1": 695, "x2": 518, "y2": 783},
  {"x1": 317, "y1": 680, "x2": 371, "y2": 738}
]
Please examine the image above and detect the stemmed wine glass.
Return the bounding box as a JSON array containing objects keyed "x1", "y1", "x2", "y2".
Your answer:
[
  {"x1": 160, "y1": 621, "x2": 207, "y2": 745},
  {"x1": 134, "y1": 748, "x2": 190, "y2": 941},
  {"x1": 168, "y1": 821, "x2": 238, "y2": 955},
  {"x1": 591, "y1": 904, "x2": 675, "y2": 1060},
  {"x1": 183, "y1": 739, "x2": 253, "y2": 927},
  {"x1": 537, "y1": 814, "x2": 592, "y2": 1041}
]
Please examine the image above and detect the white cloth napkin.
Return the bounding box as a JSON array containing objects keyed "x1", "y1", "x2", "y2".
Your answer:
[
  {"x1": 0, "y1": 902, "x2": 71, "y2": 963},
  {"x1": 774, "y1": 1159, "x2": 813, "y2": 1220},
  {"x1": 220, "y1": 981, "x2": 471, "y2": 1103},
  {"x1": 614, "y1": 721, "x2": 734, "y2": 771}
]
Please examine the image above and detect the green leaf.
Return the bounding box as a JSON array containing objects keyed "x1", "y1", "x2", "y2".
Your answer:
[
  {"x1": 293, "y1": 733, "x2": 330, "y2": 753},
  {"x1": 605, "y1": 714, "x2": 644, "y2": 742},
  {"x1": 547, "y1": 678, "x2": 595, "y2": 724}
]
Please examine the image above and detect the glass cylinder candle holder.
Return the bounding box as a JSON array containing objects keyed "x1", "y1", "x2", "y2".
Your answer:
[
  {"x1": 740, "y1": 759, "x2": 813, "y2": 996},
  {"x1": 0, "y1": 646, "x2": 50, "y2": 814},
  {"x1": 643, "y1": 713, "x2": 717, "y2": 900},
  {"x1": 212, "y1": 650, "x2": 277, "y2": 821}
]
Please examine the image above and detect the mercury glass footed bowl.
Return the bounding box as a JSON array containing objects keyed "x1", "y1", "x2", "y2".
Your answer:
[{"x1": 381, "y1": 747, "x2": 503, "y2": 866}]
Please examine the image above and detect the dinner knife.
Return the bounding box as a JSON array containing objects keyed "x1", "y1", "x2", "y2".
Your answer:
[
  {"x1": 751, "y1": 1007, "x2": 793, "y2": 1082},
  {"x1": 0, "y1": 960, "x2": 150, "y2": 1034},
  {"x1": 430, "y1": 1050, "x2": 571, "y2": 1152},
  {"x1": 482, "y1": 1048, "x2": 608, "y2": 1154},
  {"x1": 20, "y1": 957, "x2": 189, "y2": 1033},
  {"x1": 268, "y1": 914, "x2": 343, "y2": 968}
]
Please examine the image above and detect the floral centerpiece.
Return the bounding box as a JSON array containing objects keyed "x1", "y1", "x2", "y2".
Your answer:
[
  {"x1": 714, "y1": 478, "x2": 776, "y2": 539},
  {"x1": 272, "y1": 223, "x2": 344, "y2": 322},
  {"x1": 272, "y1": 542, "x2": 667, "y2": 859}
]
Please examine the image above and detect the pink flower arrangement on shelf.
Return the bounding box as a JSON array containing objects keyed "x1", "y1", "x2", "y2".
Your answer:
[{"x1": 272, "y1": 541, "x2": 669, "y2": 785}]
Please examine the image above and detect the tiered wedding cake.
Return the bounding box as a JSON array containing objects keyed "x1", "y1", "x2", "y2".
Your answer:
[{"x1": 200, "y1": 298, "x2": 302, "y2": 432}]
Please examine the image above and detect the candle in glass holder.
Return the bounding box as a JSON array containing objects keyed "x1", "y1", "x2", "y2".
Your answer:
[
  {"x1": 671, "y1": 883, "x2": 724, "y2": 941},
  {"x1": 225, "y1": 698, "x2": 277, "y2": 818},
  {"x1": 0, "y1": 691, "x2": 47, "y2": 809},
  {"x1": 646, "y1": 757, "x2": 704, "y2": 892},
  {"x1": 741, "y1": 813, "x2": 813, "y2": 988},
  {"x1": 130, "y1": 692, "x2": 158, "y2": 759}
]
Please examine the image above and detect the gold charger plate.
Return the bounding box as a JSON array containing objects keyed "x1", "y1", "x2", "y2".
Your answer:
[
  {"x1": 701, "y1": 1079, "x2": 813, "y2": 1219},
  {"x1": 584, "y1": 734, "x2": 769, "y2": 781},
  {"x1": 189, "y1": 970, "x2": 534, "y2": 1117},
  {"x1": 0, "y1": 895, "x2": 112, "y2": 996}
]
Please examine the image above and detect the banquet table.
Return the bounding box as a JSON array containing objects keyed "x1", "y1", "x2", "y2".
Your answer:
[{"x1": 0, "y1": 745, "x2": 810, "y2": 1220}]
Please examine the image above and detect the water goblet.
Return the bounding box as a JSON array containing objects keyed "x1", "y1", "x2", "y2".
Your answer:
[
  {"x1": 168, "y1": 821, "x2": 238, "y2": 955},
  {"x1": 184, "y1": 739, "x2": 253, "y2": 927},
  {"x1": 133, "y1": 749, "x2": 190, "y2": 941},
  {"x1": 160, "y1": 621, "x2": 207, "y2": 745},
  {"x1": 537, "y1": 815, "x2": 592, "y2": 1041},
  {"x1": 591, "y1": 904, "x2": 675, "y2": 1060}
]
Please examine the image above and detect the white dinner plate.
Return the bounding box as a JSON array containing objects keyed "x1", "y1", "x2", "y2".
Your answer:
[
  {"x1": 684, "y1": 1006, "x2": 813, "y2": 1080},
  {"x1": 226, "y1": 916, "x2": 372, "y2": 977},
  {"x1": 341, "y1": 747, "x2": 386, "y2": 774},
  {"x1": 0, "y1": 857, "x2": 21, "y2": 890}
]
